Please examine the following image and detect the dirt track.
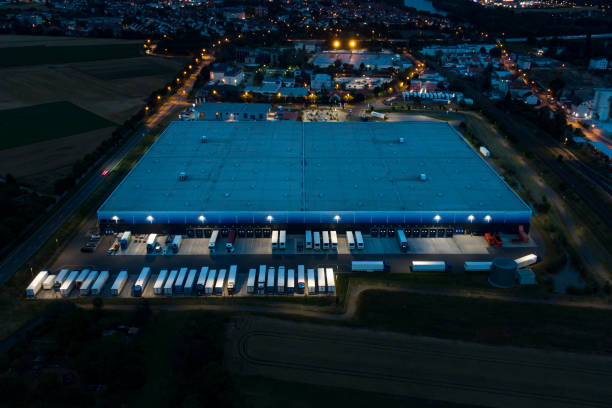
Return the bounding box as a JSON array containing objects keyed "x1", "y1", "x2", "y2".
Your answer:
[{"x1": 226, "y1": 315, "x2": 612, "y2": 408}]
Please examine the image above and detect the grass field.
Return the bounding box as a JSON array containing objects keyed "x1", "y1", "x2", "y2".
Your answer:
[
  {"x1": 0, "y1": 101, "x2": 116, "y2": 150},
  {"x1": 354, "y1": 290, "x2": 612, "y2": 354},
  {"x1": 0, "y1": 44, "x2": 143, "y2": 68}
]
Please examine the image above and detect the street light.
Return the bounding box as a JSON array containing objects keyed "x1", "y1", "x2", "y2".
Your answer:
[
  {"x1": 333, "y1": 40, "x2": 340, "y2": 48},
  {"x1": 468, "y1": 215, "x2": 474, "y2": 223},
  {"x1": 112, "y1": 216, "x2": 119, "y2": 224},
  {"x1": 484, "y1": 215, "x2": 492, "y2": 223},
  {"x1": 267, "y1": 215, "x2": 273, "y2": 224},
  {"x1": 199, "y1": 215, "x2": 205, "y2": 223},
  {"x1": 434, "y1": 214, "x2": 441, "y2": 223},
  {"x1": 146, "y1": 215, "x2": 154, "y2": 224},
  {"x1": 349, "y1": 40, "x2": 356, "y2": 49},
  {"x1": 334, "y1": 215, "x2": 340, "y2": 223}
]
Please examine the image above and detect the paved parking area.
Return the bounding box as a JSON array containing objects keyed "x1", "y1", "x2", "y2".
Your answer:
[{"x1": 109, "y1": 233, "x2": 521, "y2": 256}]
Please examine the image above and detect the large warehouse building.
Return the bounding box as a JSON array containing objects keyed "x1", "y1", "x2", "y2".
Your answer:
[{"x1": 98, "y1": 121, "x2": 531, "y2": 235}]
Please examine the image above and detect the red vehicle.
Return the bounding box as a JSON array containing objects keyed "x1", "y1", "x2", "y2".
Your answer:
[{"x1": 225, "y1": 230, "x2": 236, "y2": 252}]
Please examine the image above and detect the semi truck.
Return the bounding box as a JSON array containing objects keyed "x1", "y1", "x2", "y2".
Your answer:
[
  {"x1": 91, "y1": 271, "x2": 109, "y2": 296},
  {"x1": 196, "y1": 267, "x2": 209, "y2": 294},
  {"x1": 297, "y1": 265, "x2": 305, "y2": 294},
  {"x1": 317, "y1": 267, "x2": 326, "y2": 294},
  {"x1": 397, "y1": 229, "x2": 408, "y2": 252},
  {"x1": 75, "y1": 269, "x2": 90, "y2": 289},
  {"x1": 54, "y1": 269, "x2": 69, "y2": 291},
  {"x1": 208, "y1": 230, "x2": 219, "y2": 252},
  {"x1": 60, "y1": 271, "x2": 79, "y2": 297},
  {"x1": 279, "y1": 230, "x2": 286, "y2": 249},
  {"x1": 313, "y1": 231, "x2": 320, "y2": 250},
  {"x1": 80, "y1": 270, "x2": 99, "y2": 296},
  {"x1": 410, "y1": 261, "x2": 450, "y2": 272},
  {"x1": 326, "y1": 268, "x2": 335, "y2": 294},
  {"x1": 215, "y1": 269, "x2": 226, "y2": 295},
  {"x1": 226, "y1": 230, "x2": 237, "y2": 252},
  {"x1": 154, "y1": 269, "x2": 168, "y2": 295},
  {"x1": 287, "y1": 268, "x2": 295, "y2": 295},
  {"x1": 26, "y1": 270, "x2": 48, "y2": 298},
  {"x1": 171, "y1": 235, "x2": 182, "y2": 253},
  {"x1": 247, "y1": 268, "x2": 257, "y2": 294},
  {"x1": 111, "y1": 270, "x2": 128, "y2": 296},
  {"x1": 184, "y1": 269, "x2": 198, "y2": 295},
  {"x1": 164, "y1": 270, "x2": 178, "y2": 295},
  {"x1": 205, "y1": 269, "x2": 217, "y2": 295},
  {"x1": 354, "y1": 231, "x2": 364, "y2": 249},
  {"x1": 305, "y1": 230, "x2": 313, "y2": 249},
  {"x1": 322, "y1": 231, "x2": 330, "y2": 250},
  {"x1": 120, "y1": 231, "x2": 131, "y2": 249},
  {"x1": 133, "y1": 267, "x2": 151, "y2": 297},
  {"x1": 271, "y1": 230, "x2": 279, "y2": 249},
  {"x1": 146, "y1": 234, "x2": 158, "y2": 253},
  {"x1": 330, "y1": 231, "x2": 338, "y2": 249},
  {"x1": 351, "y1": 261, "x2": 390, "y2": 272},
  {"x1": 227, "y1": 265, "x2": 237, "y2": 295},
  {"x1": 346, "y1": 231, "x2": 355, "y2": 250}
]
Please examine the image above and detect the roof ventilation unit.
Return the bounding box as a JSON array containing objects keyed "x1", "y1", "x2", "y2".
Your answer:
[
  {"x1": 399, "y1": 137, "x2": 405, "y2": 143},
  {"x1": 178, "y1": 172, "x2": 187, "y2": 181},
  {"x1": 420, "y1": 173, "x2": 427, "y2": 181},
  {"x1": 201, "y1": 135, "x2": 207, "y2": 143}
]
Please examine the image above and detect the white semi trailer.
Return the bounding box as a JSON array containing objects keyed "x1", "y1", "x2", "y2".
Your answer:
[
  {"x1": 411, "y1": 261, "x2": 450, "y2": 272},
  {"x1": 26, "y1": 270, "x2": 48, "y2": 298},
  {"x1": 247, "y1": 268, "x2": 257, "y2": 294},
  {"x1": 111, "y1": 270, "x2": 128, "y2": 296},
  {"x1": 515, "y1": 254, "x2": 540, "y2": 269},
  {"x1": 164, "y1": 270, "x2": 178, "y2": 295},
  {"x1": 196, "y1": 267, "x2": 209, "y2": 294},
  {"x1": 60, "y1": 271, "x2": 79, "y2": 297},
  {"x1": 351, "y1": 261, "x2": 390, "y2": 272},
  {"x1": 80, "y1": 270, "x2": 99, "y2": 296},
  {"x1": 91, "y1": 271, "x2": 109, "y2": 295},
  {"x1": 184, "y1": 269, "x2": 198, "y2": 295},
  {"x1": 133, "y1": 267, "x2": 151, "y2": 297},
  {"x1": 154, "y1": 270, "x2": 168, "y2": 295},
  {"x1": 464, "y1": 261, "x2": 492, "y2": 272}
]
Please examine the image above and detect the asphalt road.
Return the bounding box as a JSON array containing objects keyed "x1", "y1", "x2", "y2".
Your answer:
[{"x1": 0, "y1": 60, "x2": 209, "y2": 286}]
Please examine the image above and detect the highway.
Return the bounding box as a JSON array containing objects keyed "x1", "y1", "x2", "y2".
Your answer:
[{"x1": 0, "y1": 59, "x2": 209, "y2": 285}]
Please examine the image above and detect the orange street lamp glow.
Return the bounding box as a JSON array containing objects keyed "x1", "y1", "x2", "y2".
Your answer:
[
  {"x1": 333, "y1": 40, "x2": 340, "y2": 48},
  {"x1": 157, "y1": 95, "x2": 161, "y2": 100},
  {"x1": 349, "y1": 40, "x2": 356, "y2": 48}
]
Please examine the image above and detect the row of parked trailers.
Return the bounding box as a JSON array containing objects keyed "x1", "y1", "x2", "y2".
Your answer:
[
  {"x1": 26, "y1": 269, "x2": 111, "y2": 298},
  {"x1": 246, "y1": 265, "x2": 335, "y2": 295},
  {"x1": 150, "y1": 265, "x2": 238, "y2": 296},
  {"x1": 304, "y1": 231, "x2": 364, "y2": 250}
]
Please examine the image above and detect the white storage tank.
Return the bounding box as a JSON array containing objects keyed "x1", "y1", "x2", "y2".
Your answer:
[{"x1": 488, "y1": 258, "x2": 518, "y2": 288}]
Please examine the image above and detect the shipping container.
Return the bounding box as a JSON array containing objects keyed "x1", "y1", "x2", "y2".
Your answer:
[
  {"x1": 60, "y1": 271, "x2": 79, "y2": 297},
  {"x1": 226, "y1": 229, "x2": 237, "y2": 251},
  {"x1": 111, "y1": 270, "x2": 128, "y2": 296},
  {"x1": 515, "y1": 254, "x2": 540, "y2": 269},
  {"x1": 266, "y1": 267, "x2": 275, "y2": 294},
  {"x1": 154, "y1": 270, "x2": 168, "y2": 295},
  {"x1": 80, "y1": 270, "x2": 99, "y2": 296},
  {"x1": 227, "y1": 265, "x2": 237, "y2": 295},
  {"x1": 287, "y1": 268, "x2": 295, "y2": 295},
  {"x1": 307, "y1": 269, "x2": 316, "y2": 295},
  {"x1": 317, "y1": 267, "x2": 326, "y2": 294},
  {"x1": 397, "y1": 229, "x2": 408, "y2": 251},
  {"x1": 279, "y1": 230, "x2": 286, "y2": 249},
  {"x1": 205, "y1": 269, "x2": 217, "y2": 295},
  {"x1": 257, "y1": 265, "x2": 267, "y2": 294},
  {"x1": 215, "y1": 269, "x2": 226, "y2": 295},
  {"x1": 464, "y1": 261, "x2": 492, "y2": 272},
  {"x1": 313, "y1": 231, "x2": 320, "y2": 250},
  {"x1": 277, "y1": 266, "x2": 285, "y2": 293},
  {"x1": 196, "y1": 267, "x2": 209, "y2": 294},
  {"x1": 326, "y1": 268, "x2": 335, "y2": 294},
  {"x1": 133, "y1": 267, "x2": 151, "y2": 296},
  {"x1": 297, "y1": 265, "x2": 305, "y2": 294},
  {"x1": 174, "y1": 267, "x2": 188, "y2": 293},
  {"x1": 209, "y1": 230, "x2": 219, "y2": 251},
  {"x1": 305, "y1": 230, "x2": 313, "y2": 249},
  {"x1": 411, "y1": 261, "x2": 449, "y2": 272},
  {"x1": 330, "y1": 231, "x2": 338, "y2": 249},
  {"x1": 146, "y1": 234, "x2": 158, "y2": 253},
  {"x1": 351, "y1": 261, "x2": 390, "y2": 272},
  {"x1": 42, "y1": 274, "x2": 56, "y2": 290},
  {"x1": 26, "y1": 270, "x2": 48, "y2": 298},
  {"x1": 164, "y1": 270, "x2": 178, "y2": 295},
  {"x1": 271, "y1": 230, "x2": 279, "y2": 249},
  {"x1": 120, "y1": 231, "x2": 131, "y2": 249},
  {"x1": 322, "y1": 231, "x2": 329, "y2": 249},
  {"x1": 54, "y1": 269, "x2": 69, "y2": 290},
  {"x1": 91, "y1": 271, "x2": 109, "y2": 295},
  {"x1": 75, "y1": 269, "x2": 90, "y2": 289},
  {"x1": 184, "y1": 269, "x2": 198, "y2": 295},
  {"x1": 354, "y1": 231, "x2": 364, "y2": 249},
  {"x1": 346, "y1": 231, "x2": 355, "y2": 249},
  {"x1": 171, "y1": 235, "x2": 182, "y2": 253},
  {"x1": 247, "y1": 268, "x2": 257, "y2": 294}
]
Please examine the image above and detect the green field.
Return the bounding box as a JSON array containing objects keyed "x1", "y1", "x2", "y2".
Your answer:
[
  {"x1": 354, "y1": 290, "x2": 612, "y2": 354},
  {"x1": 0, "y1": 44, "x2": 143, "y2": 68},
  {"x1": 0, "y1": 101, "x2": 116, "y2": 150}
]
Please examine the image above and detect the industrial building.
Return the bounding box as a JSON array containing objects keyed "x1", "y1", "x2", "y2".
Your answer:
[{"x1": 97, "y1": 121, "x2": 531, "y2": 235}]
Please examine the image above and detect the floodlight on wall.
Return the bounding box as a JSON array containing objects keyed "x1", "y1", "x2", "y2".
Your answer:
[
  {"x1": 146, "y1": 215, "x2": 154, "y2": 224},
  {"x1": 484, "y1": 215, "x2": 492, "y2": 223}
]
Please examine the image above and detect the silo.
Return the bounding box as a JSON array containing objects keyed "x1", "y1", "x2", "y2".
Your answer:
[{"x1": 488, "y1": 258, "x2": 518, "y2": 288}]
